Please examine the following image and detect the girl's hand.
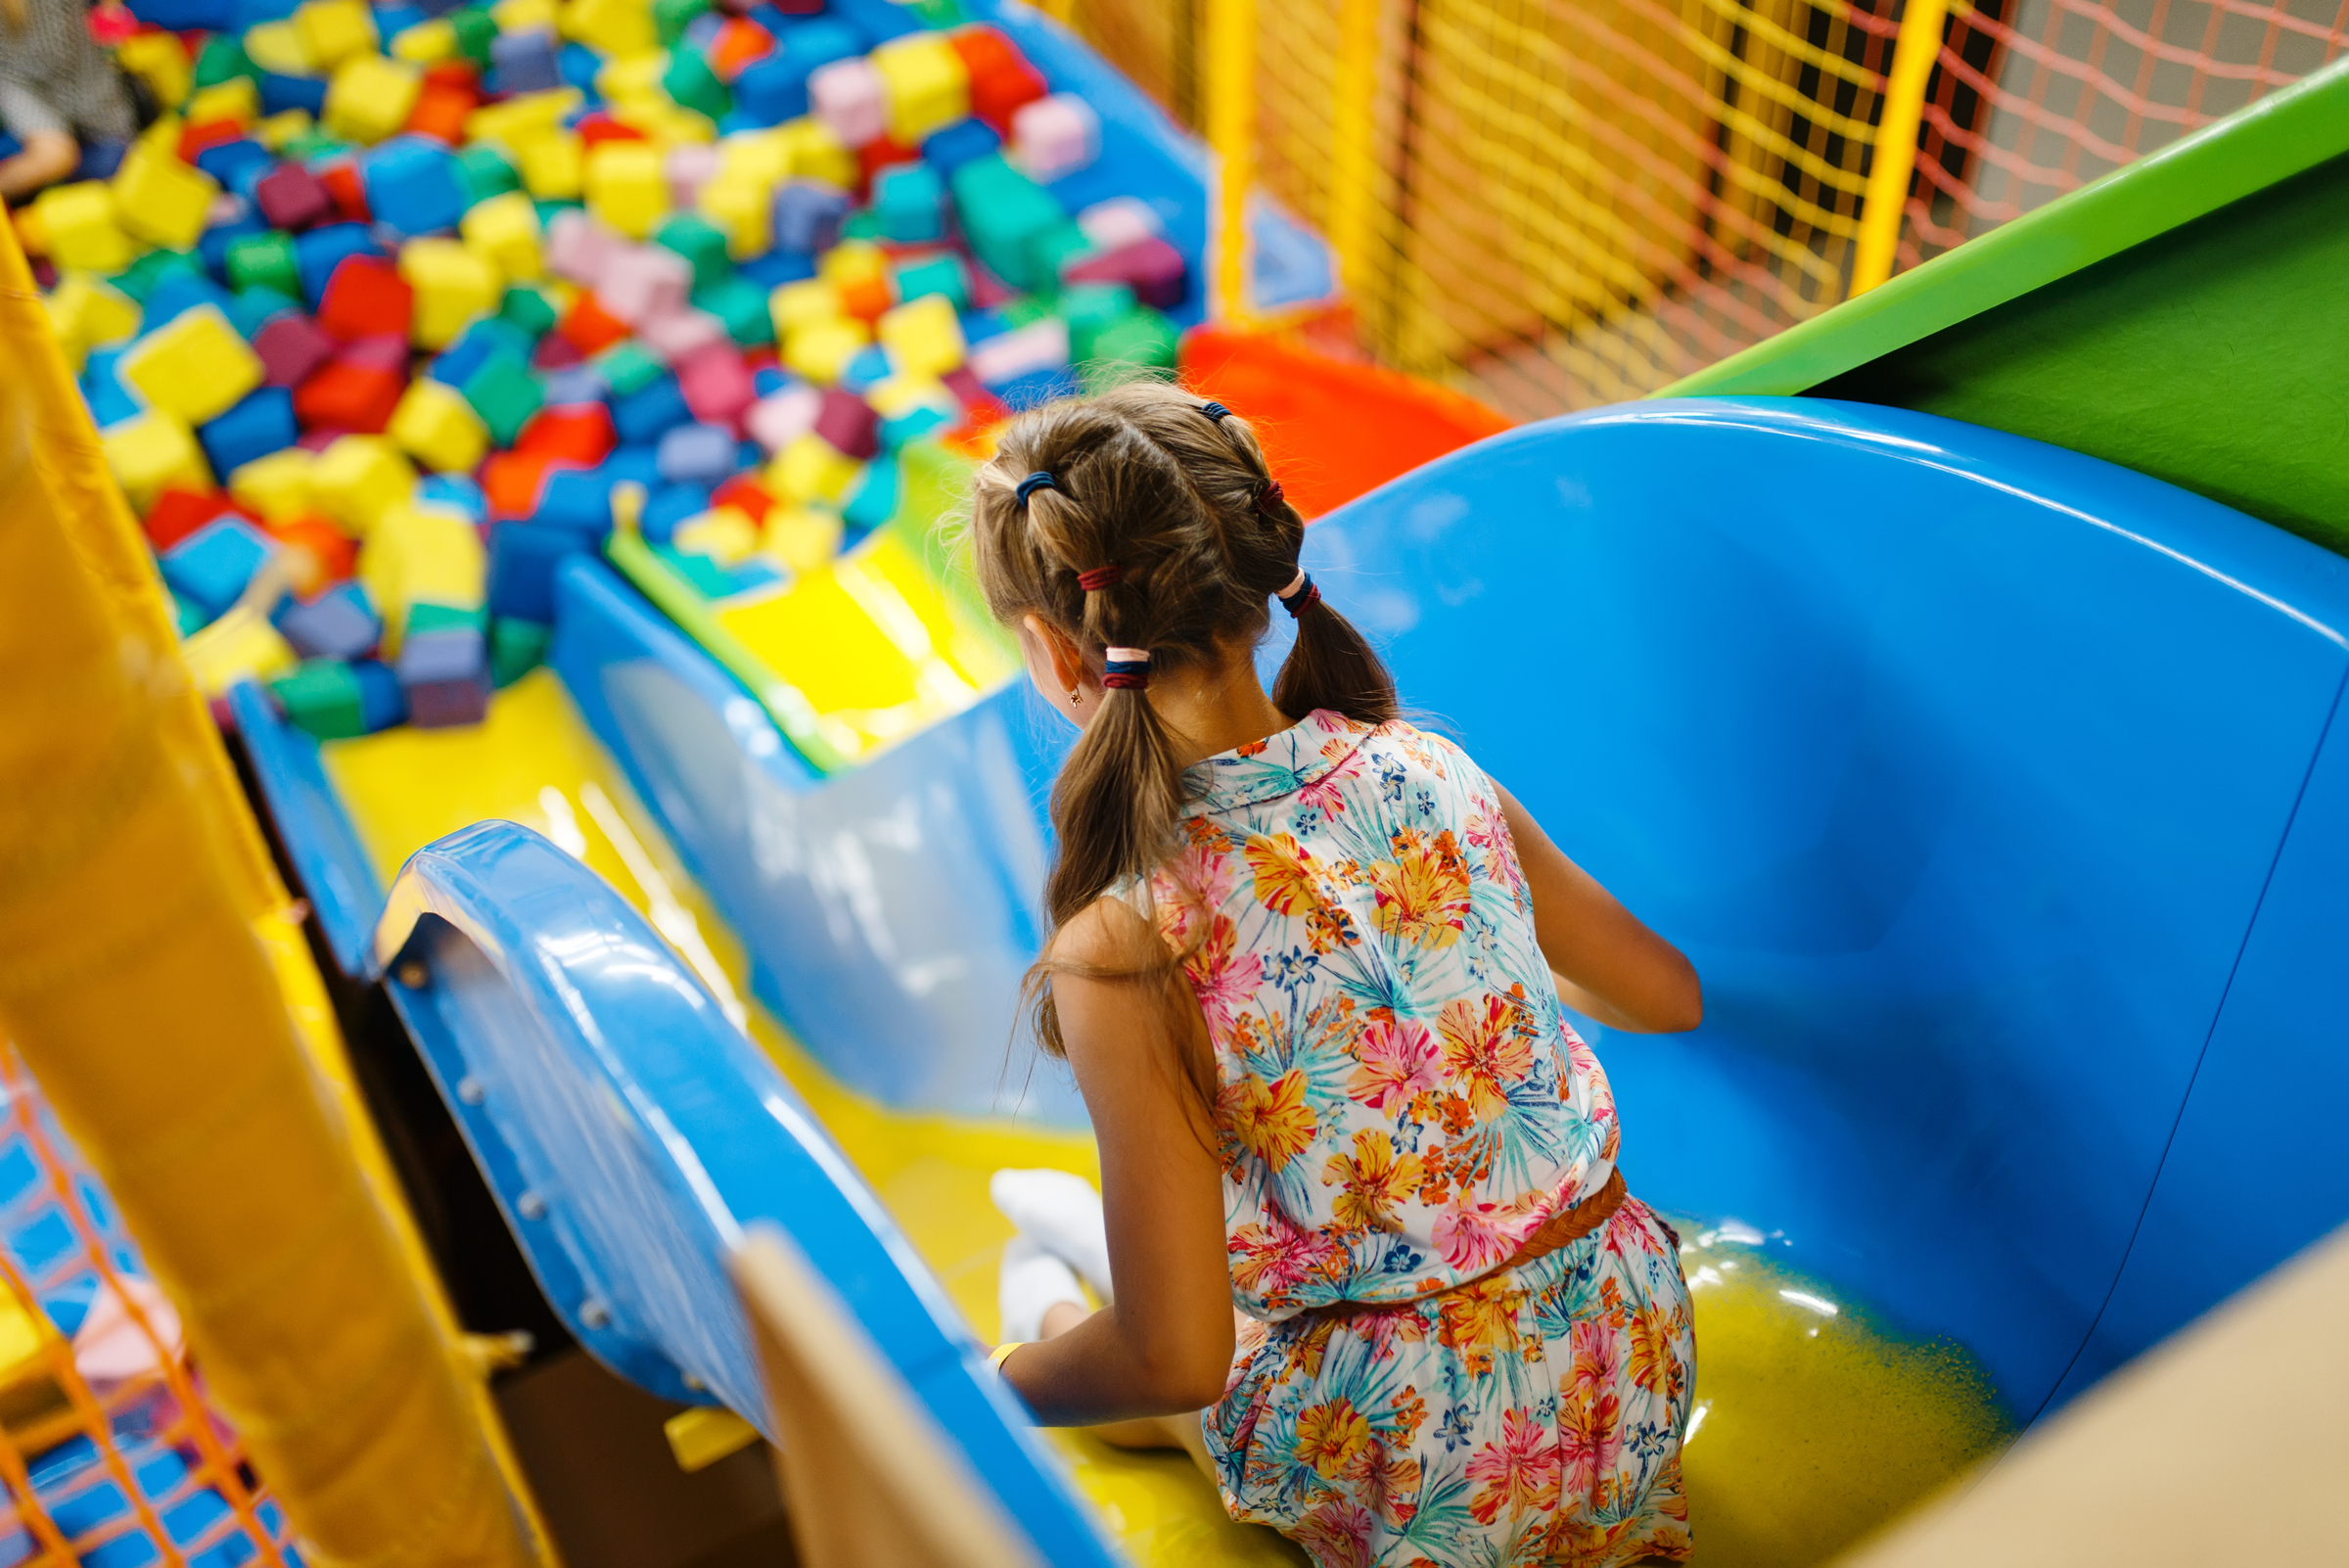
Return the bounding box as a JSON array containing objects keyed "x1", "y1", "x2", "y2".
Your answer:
[
  {"x1": 998, "y1": 899, "x2": 1235, "y2": 1424},
  {"x1": 1496, "y1": 783, "x2": 1704, "y2": 1035}
]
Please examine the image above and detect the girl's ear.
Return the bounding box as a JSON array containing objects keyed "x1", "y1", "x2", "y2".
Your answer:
[{"x1": 1023, "y1": 614, "x2": 1090, "y2": 697}]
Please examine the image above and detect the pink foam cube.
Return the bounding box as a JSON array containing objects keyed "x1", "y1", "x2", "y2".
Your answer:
[
  {"x1": 546, "y1": 208, "x2": 623, "y2": 288},
  {"x1": 253, "y1": 312, "x2": 338, "y2": 387},
  {"x1": 337, "y1": 333, "x2": 411, "y2": 372},
  {"x1": 666, "y1": 143, "x2": 720, "y2": 208},
  {"x1": 638, "y1": 306, "x2": 728, "y2": 363},
  {"x1": 532, "y1": 332, "x2": 586, "y2": 369},
  {"x1": 747, "y1": 384, "x2": 820, "y2": 452},
  {"x1": 809, "y1": 59, "x2": 887, "y2": 148},
  {"x1": 969, "y1": 317, "x2": 1068, "y2": 386},
  {"x1": 1077, "y1": 196, "x2": 1163, "y2": 254},
  {"x1": 675, "y1": 344, "x2": 756, "y2": 426},
  {"x1": 596, "y1": 245, "x2": 692, "y2": 325},
  {"x1": 812, "y1": 386, "x2": 878, "y2": 459},
  {"x1": 1011, "y1": 94, "x2": 1099, "y2": 183},
  {"x1": 255, "y1": 163, "x2": 334, "y2": 230}
]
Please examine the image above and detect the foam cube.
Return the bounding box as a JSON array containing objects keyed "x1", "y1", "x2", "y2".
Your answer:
[
  {"x1": 34, "y1": 183, "x2": 134, "y2": 273},
  {"x1": 460, "y1": 354, "x2": 545, "y2": 444},
  {"x1": 1081, "y1": 307, "x2": 1178, "y2": 389},
  {"x1": 1011, "y1": 94, "x2": 1099, "y2": 184},
  {"x1": 662, "y1": 49, "x2": 730, "y2": 122},
  {"x1": 397, "y1": 627, "x2": 492, "y2": 726},
  {"x1": 226, "y1": 232, "x2": 302, "y2": 300},
  {"x1": 389, "y1": 377, "x2": 490, "y2": 472},
  {"x1": 969, "y1": 316, "x2": 1070, "y2": 387},
  {"x1": 324, "y1": 55, "x2": 424, "y2": 144},
  {"x1": 1064, "y1": 236, "x2": 1188, "y2": 310},
  {"x1": 459, "y1": 191, "x2": 544, "y2": 283},
  {"x1": 491, "y1": 618, "x2": 554, "y2": 685},
  {"x1": 500, "y1": 284, "x2": 561, "y2": 340},
  {"x1": 187, "y1": 76, "x2": 262, "y2": 128},
  {"x1": 694, "y1": 274, "x2": 773, "y2": 348},
  {"x1": 296, "y1": 0, "x2": 379, "y2": 68},
  {"x1": 486, "y1": 521, "x2": 589, "y2": 622},
  {"x1": 674, "y1": 344, "x2": 756, "y2": 425},
  {"x1": 270, "y1": 658, "x2": 369, "y2": 738},
  {"x1": 612, "y1": 373, "x2": 692, "y2": 443},
  {"x1": 42, "y1": 275, "x2": 141, "y2": 366},
  {"x1": 247, "y1": 313, "x2": 334, "y2": 394},
  {"x1": 517, "y1": 130, "x2": 584, "y2": 199},
  {"x1": 113, "y1": 148, "x2": 220, "y2": 252},
  {"x1": 393, "y1": 16, "x2": 460, "y2": 65},
  {"x1": 162, "y1": 518, "x2": 280, "y2": 618},
  {"x1": 117, "y1": 32, "x2": 194, "y2": 114},
  {"x1": 871, "y1": 32, "x2": 967, "y2": 146},
  {"x1": 696, "y1": 172, "x2": 770, "y2": 259},
  {"x1": 770, "y1": 179, "x2": 849, "y2": 255},
  {"x1": 366, "y1": 136, "x2": 468, "y2": 235},
  {"x1": 199, "y1": 387, "x2": 299, "y2": 476},
  {"x1": 746, "y1": 384, "x2": 819, "y2": 453},
  {"x1": 317, "y1": 255, "x2": 416, "y2": 342},
  {"x1": 876, "y1": 293, "x2": 964, "y2": 381},
  {"x1": 891, "y1": 253, "x2": 970, "y2": 310},
  {"x1": 811, "y1": 386, "x2": 877, "y2": 459},
  {"x1": 311, "y1": 435, "x2": 416, "y2": 534},
  {"x1": 400, "y1": 238, "x2": 502, "y2": 348},
  {"x1": 490, "y1": 27, "x2": 564, "y2": 94},
  {"x1": 266, "y1": 514, "x2": 361, "y2": 591},
  {"x1": 565, "y1": 0, "x2": 658, "y2": 57},
  {"x1": 363, "y1": 501, "x2": 487, "y2": 648},
  {"x1": 950, "y1": 25, "x2": 1047, "y2": 131},
  {"x1": 294, "y1": 223, "x2": 378, "y2": 303},
  {"x1": 121, "y1": 305, "x2": 265, "y2": 426},
  {"x1": 278, "y1": 581, "x2": 382, "y2": 661},
  {"x1": 1077, "y1": 195, "x2": 1164, "y2": 253},
  {"x1": 596, "y1": 244, "x2": 692, "y2": 324},
  {"x1": 666, "y1": 141, "x2": 721, "y2": 210},
  {"x1": 183, "y1": 605, "x2": 299, "y2": 696},
  {"x1": 584, "y1": 139, "x2": 668, "y2": 239},
  {"x1": 948, "y1": 155, "x2": 1063, "y2": 291},
  {"x1": 653, "y1": 212, "x2": 730, "y2": 289},
  {"x1": 770, "y1": 430, "x2": 859, "y2": 505},
  {"x1": 808, "y1": 59, "x2": 885, "y2": 148},
  {"x1": 294, "y1": 353, "x2": 408, "y2": 432},
  {"x1": 654, "y1": 421, "x2": 736, "y2": 484},
  {"x1": 871, "y1": 161, "x2": 943, "y2": 245},
  {"x1": 544, "y1": 208, "x2": 621, "y2": 288},
  {"x1": 776, "y1": 115, "x2": 858, "y2": 190},
  {"x1": 639, "y1": 306, "x2": 727, "y2": 362},
  {"x1": 230, "y1": 447, "x2": 316, "y2": 522},
  {"x1": 782, "y1": 316, "x2": 868, "y2": 386}
]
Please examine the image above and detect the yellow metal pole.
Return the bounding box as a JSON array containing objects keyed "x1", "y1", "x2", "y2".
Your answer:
[
  {"x1": 0, "y1": 221, "x2": 539, "y2": 1568},
  {"x1": 1326, "y1": 0, "x2": 1380, "y2": 300},
  {"x1": 1852, "y1": 0, "x2": 1950, "y2": 295},
  {"x1": 1204, "y1": 0, "x2": 1257, "y2": 324}
]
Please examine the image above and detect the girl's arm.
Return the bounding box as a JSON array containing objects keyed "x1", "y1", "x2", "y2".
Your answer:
[
  {"x1": 1496, "y1": 782, "x2": 1704, "y2": 1034},
  {"x1": 999, "y1": 899, "x2": 1235, "y2": 1424}
]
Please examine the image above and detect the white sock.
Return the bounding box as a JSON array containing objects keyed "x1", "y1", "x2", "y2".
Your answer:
[
  {"x1": 997, "y1": 1235, "x2": 1087, "y2": 1343},
  {"x1": 990, "y1": 1167, "x2": 1114, "y2": 1304}
]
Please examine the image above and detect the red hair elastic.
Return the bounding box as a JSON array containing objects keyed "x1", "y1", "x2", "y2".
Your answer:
[
  {"x1": 1078, "y1": 565, "x2": 1122, "y2": 591},
  {"x1": 1256, "y1": 479, "x2": 1285, "y2": 514},
  {"x1": 1102, "y1": 647, "x2": 1151, "y2": 690}
]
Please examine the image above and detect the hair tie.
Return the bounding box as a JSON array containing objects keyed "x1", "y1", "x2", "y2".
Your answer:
[
  {"x1": 1276, "y1": 568, "x2": 1319, "y2": 618},
  {"x1": 1016, "y1": 472, "x2": 1058, "y2": 507},
  {"x1": 1199, "y1": 402, "x2": 1231, "y2": 424},
  {"x1": 1256, "y1": 479, "x2": 1285, "y2": 514},
  {"x1": 1077, "y1": 565, "x2": 1122, "y2": 592},
  {"x1": 1102, "y1": 646, "x2": 1151, "y2": 690}
]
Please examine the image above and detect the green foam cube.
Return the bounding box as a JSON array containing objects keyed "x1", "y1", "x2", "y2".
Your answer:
[
  {"x1": 1079, "y1": 307, "x2": 1178, "y2": 391},
  {"x1": 498, "y1": 284, "x2": 560, "y2": 341},
  {"x1": 692, "y1": 274, "x2": 774, "y2": 348},
  {"x1": 892, "y1": 254, "x2": 969, "y2": 309},
  {"x1": 193, "y1": 37, "x2": 256, "y2": 91},
  {"x1": 948, "y1": 156, "x2": 1063, "y2": 292},
  {"x1": 456, "y1": 144, "x2": 521, "y2": 206},
  {"x1": 654, "y1": 0, "x2": 711, "y2": 44},
  {"x1": 662, "y1": 50, "x2": 730, "y2": 122},
  {"x1": 447, "y1": 6, "x2": 498, "y2": 67},
  {"x1": 1025, "y1": 220, "x2": 1095, "y2": 298},
  {"x1": 225, "y1": 232, "x2": 300, "y2": 300},
  {"x1": 459, "y1": 354, "x2": 544, "y2": 446},
  {"x1": 596, "y1": 341, "x2": 665, "y2": 398},
  {"x1": 654, "y1": 212, "x2": 731, "y2": 290},
  {"x1": 270, "y1": 660, "x2": 366, "y2": 740},
  {"x1": 490, "y1": 618, "x2": 553, "y2": 687}
]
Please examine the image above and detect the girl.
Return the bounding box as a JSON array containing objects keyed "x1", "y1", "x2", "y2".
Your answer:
[{"x1": 975, "y1": 383, "x2": 1702, "y2": 1567}]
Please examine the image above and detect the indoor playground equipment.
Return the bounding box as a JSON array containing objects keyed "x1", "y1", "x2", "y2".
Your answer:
[{"x1": 2, "y1": 0, "x2": 2346, "y2": 1562}]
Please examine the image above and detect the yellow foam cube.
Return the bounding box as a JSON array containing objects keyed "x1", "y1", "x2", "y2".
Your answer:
[
  {"x1": 310, "y1": 436, "x2": 417, "y2": 537},
  {"x1": 762, "y1": 504, "x2": 843, "y2": 575},
  {"x1": 492, "y1": 0, "x2": 559, "y2": 30},
  {"x1": 672, "y1": 507, "x2": 760, "y2": 565},
  {"x1": 390, "y1": 16, "x2": 456, "y2": 63},
  {"x1": 818, "y1": 240, "x2": 888, "y2": 289},
  {"x1": 584, "y1": 139, "x2": 667, "y2": 239},
  {"x1": 768, "y1": 279, "x2": 840, "y2": 339},
  {"x1": 717, "y1": 127, "x2": 792, "y2": 189},
  {"x1": 771, "y1": 432, "x2": 862, "y2": 505},
  {"x1": 44, "y1": 274, "x2": 141, "y2": 368},
  {"x1": 784, "y1": 317, "x2": 870, "y2": 387},
  {"x1": 595, "y1": 51, "x2": 667, "y2": 102},
  {"x1": 611, "y1": 100, "x2": 713, "y2": 149},
  {"x1": 115, "y1": 32, "x2": 191, "y2": 113},
  {"x1": 459, "y1": 190, "x2": 543, "y2": 282},
  {"x1": 696, "y1": 173, "x2": 769, "y2": 260},
  {"x1": 465, "y1": 89, "x2": 581, "y2": 152},
  {"x1": 868, "y1": 373, "x2": 953, "y2": 423},
  {"x1": 362, "y1": 503, "x2": 486, "y2": 651},
  {"x1": 517, "y1": 130, "x2": 584, "y2": 200},
  {"x1": 113, "y1": 147, "x2": 219, "y2": 252},
  {"x1": 182, "y1": 606, "x2": 298, "y2": 697},
  {"x1": 34, "y1": 183, "x2": 135, "y2": 273},
  {"x1": 388, "y1": 379, "x2": 489, "y2": 473},
  {"x1": 256, "y1": 109, "x2": 314, "y2": 149},
  {"x1": 871, "y1": 33, "x2": 968, "y2": 147},
  {"x1": 324, "y1": 55, "x2": 423, "y2": 144},
  {"x1": 777, "y1": 117, "x2": 857, "y2": 190},
  {"x1": 399, "y1": 238, "x2": 502, "y2": 349},
  {"x1": 185, "y1": 76, "x2": 259, "y2": 128},
  {"x1": 877, "y1": 294, "x2": 965, "y2": 381},
  {"x1": 102, "y1": 412, "x2": 211, "y2": 512},
  {"x1": 120, "y1": 304, "x2": 263, "y2": 426},
  {"x1": 563, "y1": 0, "x2": 656, "y2": 58},
  {"x1": 242, "y1": 19, "x2": 316, "y2": 75},
  {"x1": 229, "y1": 447, "x2": 316, "y2": 523},
  {"x1": 295, "y1": 0, "x2": 379, "y2": 69}
]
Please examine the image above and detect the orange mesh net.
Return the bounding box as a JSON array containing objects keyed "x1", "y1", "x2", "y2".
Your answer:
[
  {"x1": 1059, "y1": 0, "x2": 2348, "y2": 416},
  {"x1": 0, "y1": 1051, "x2": 296, "y2": 1568}
]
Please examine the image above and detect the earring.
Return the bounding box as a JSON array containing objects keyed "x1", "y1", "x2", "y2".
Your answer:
[{"x1": 1069, "y1": 689, "x2": 1083, "y2": 706}]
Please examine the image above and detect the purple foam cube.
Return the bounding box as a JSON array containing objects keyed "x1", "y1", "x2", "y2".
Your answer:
[
  {"x1": 253, "y1": 312, "x2": 338, "y2": 387},
  {"x1": 397, "y1": 626, "x2": 492, "y2": 727},
  {"x1": 540, "y1": 365, "x2": 608, "y2": 405},
  {"x1": 254, "y1": 162, "x2": 334, "y2": 231},
  {"x1": 336, "y1": 333, "x2": 411, "y2": 372},
  {"x1": 277, "y1": 580, "x2": 382, "y2": 660},
  {"x1": 770, "y1": 180, "x2": 850, "y2": 255},
  {"x1": 1062, "y1": 237, "x2": 1189, "y2": 310},
  {"x1": 811, "y1": 386, "x2": 878, "y2": 459},
  {"x1": 655, "y1": 421, "x2": 740, "y2": 485},
  {"x1": 489, "y1": 26, "x2": 564, "y2": 93}
]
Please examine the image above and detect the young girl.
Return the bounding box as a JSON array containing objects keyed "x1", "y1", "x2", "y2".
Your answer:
[{"x1": 975, "y1": 383, "x2": 1702, "y2": 1567}]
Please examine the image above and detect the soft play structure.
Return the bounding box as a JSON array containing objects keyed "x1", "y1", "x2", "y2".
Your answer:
[{"x1": 7, "y1": 0, "x2": 2346, "y2": 1558}]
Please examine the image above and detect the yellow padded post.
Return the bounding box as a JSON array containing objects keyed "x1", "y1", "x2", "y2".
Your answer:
[{"x1": 0, "y1": 216, "x2": 542, "y2": 1568}]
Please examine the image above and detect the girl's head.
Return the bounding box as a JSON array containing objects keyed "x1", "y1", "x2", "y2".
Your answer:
[{"x1": 968, "y1": 383, "x2": 1397, "y2": 1045}]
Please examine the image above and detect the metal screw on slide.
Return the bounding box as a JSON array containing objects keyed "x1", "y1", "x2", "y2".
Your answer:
[
  {"x1": 579, "y1": 1299, "x2": 612, "y2": 1330},
  {"x1": 516, "y1": 1190, "x2": 546, "y2": 1221},
  {"x1": 457, "y1": 1076, "x2": 484, "y2": 1105},
  {"x1": 395, "y1": 960, "x2": 428, "y2": 990}
]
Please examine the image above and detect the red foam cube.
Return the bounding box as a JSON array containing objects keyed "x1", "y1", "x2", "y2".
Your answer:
[
  {"x1": 145, "y1": 486, "x2": 232, "y2": 552},
  {"x1": 515, "y1": 402, "x2": 617, "y2": 467},
  {"x1": 293, "y1": 357, "x2": 404, "y2": 434},
  {"x1": 267, "y1": 514, "x2": 360, "y2": 584},
  {"x1": 555, "y1": 292, "x2": 631, "y2": 354},
  {"x1": 856, "y1": 136, "x2": 921, "y2": 193},
  {"x1": 253, "y1": 312, "x2": 338, "y2": 387},
  {"x1": 532, "y1": 333, "x2": 586, "y2": 370},
  {"x1": 482, "y1": 451, "x2": 563, "y2": 520},
  {"x1": 404, "y1": 81, "x2": 477, "y2": 145},
  {"x1": 711, "y1": 473, "x2": 773, "y2": 524},
  {"x1": 576, "y1": 114, "x2": 647, "y2": 149},
  {"x1": 177, "y1": 118, "x2": 242, "y2": 163},
  {"x1": 951, "y1": 27, "x2": 1048, "y2": 132},
  {"x1": 319, "y1": 161, "x2": 371, "y2": 223},
  {"x1": 316, "y1": 255, "x2": 414, "y2": 343}
]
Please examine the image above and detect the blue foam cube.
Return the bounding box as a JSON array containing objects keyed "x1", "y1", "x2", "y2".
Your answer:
[
  {"x1": 730, "y1": 56, "x2": 810, "y2": 125},
  {"x1": 418, "y1": 472, "x2": 487, "y2": 522},
  {"x1": 559, "y1": 41, "x2": 602, "y2": 94},
  {"x1": 605, "y1": 444, "x2": 663, "y2": 490},
  {"x1": 161, "y1": 519, "x2": 278, "y2": 618},
  {"x1": 487, "y1": 521, "x2": 590, "y2": 623},
  {"x1": 226, "y1": 285, "x2": 298, "y2": 338},
  {"x1": 258, "y1": 70, "x2": 330, "y2": 116},
  {"x1": 827, "y1": 0, "x2": 920, "y2": 46},
  {"x1": 540, "y1": 365, "x2": 609, "y2": 406},
  {"x1": 193, "y1": 138, "x2": 272, "y2": 189},
  {"x1": 364, "y1": 137, "x2": 469, "y2": 237},
  {"x1": 197, "y1": 387, "x2": 298, "y2": 476},
  {"x1": 838, "y1": 345, "x2": 893, "y2": 395},
  {"x1": 352, "y1": 658, "x2": 406, "y2": 729},
  {"x1": 430, "y1": 317, "x2": 535, "y2": 387},
  {"x1": 276, "y1": 579, "x2": 382, "y2": 659},
  {"x1": 921, "y1": 117, "x2": 1000, "y2": 175},
  {"x1": 80, "y1": 348, "x2": 141, "y2": 428},
  {"x1": 294, "y1": 224, "x2": 380, "y2": 305},
  {"x1": 533, "y1": 467, "x2": 618, "y2": 533},
  {"x1": 872, "y1": 163, "x2": 944, "y2": 245},
  {"x1": 142, "y1": 273, "x2": 234, "y2": 332},
  {"x1": 739, "y1": 249, "x2": 815, "y2": 291},
  {"x1": 655, "y1": 422, "x2": 738, "y2": 485},
  {"x1": 841, "y1": 453, "x2": 898, "y2": 541},
  {"x1": 612, "y1": 374, "x2": 692, "y2": 445},
  {"x1": 641, "y1": 481, "x2": 710, "y2": 543},
  {"x1": 770, "y1": 180, "x2": 850, "y2": 255}
]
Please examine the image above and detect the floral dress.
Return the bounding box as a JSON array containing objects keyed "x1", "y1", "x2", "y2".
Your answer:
[{"x1": 1150, "y1": 711, "x2": 1695, "y2": 1568}]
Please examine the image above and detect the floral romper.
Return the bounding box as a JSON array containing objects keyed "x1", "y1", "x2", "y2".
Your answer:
[{"x1": 1150, "y1": 712, "x2": 1695, "y2": 1568}]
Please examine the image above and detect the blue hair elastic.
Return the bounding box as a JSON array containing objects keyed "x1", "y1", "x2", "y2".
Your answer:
[
  {"x1": 1200, "y1": 402, "x2": 1232, "y2": 423},
  {"x1": 1016, "y1": 472, "x2": 1058, "y2": 507}
]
